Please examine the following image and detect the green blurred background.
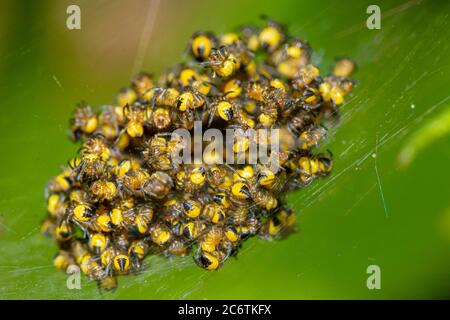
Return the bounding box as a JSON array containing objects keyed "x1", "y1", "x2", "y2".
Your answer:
[{"x1": 0, "y1": 0, "x2": 449, "y2": 299}]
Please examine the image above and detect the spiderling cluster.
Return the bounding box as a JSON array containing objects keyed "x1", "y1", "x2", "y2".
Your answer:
[{"x1": 42, "y1": 20, "x2": 355, "y2": 290}]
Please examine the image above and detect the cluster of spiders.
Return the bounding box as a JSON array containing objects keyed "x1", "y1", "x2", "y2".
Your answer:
[{"x1": 42, "y1": 20, "x2": 355, "y2": 290}]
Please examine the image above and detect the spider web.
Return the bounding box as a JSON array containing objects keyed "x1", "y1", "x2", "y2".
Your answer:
[{"x1": 0, "y1": 0, "x2": 449, "y2": 299}]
